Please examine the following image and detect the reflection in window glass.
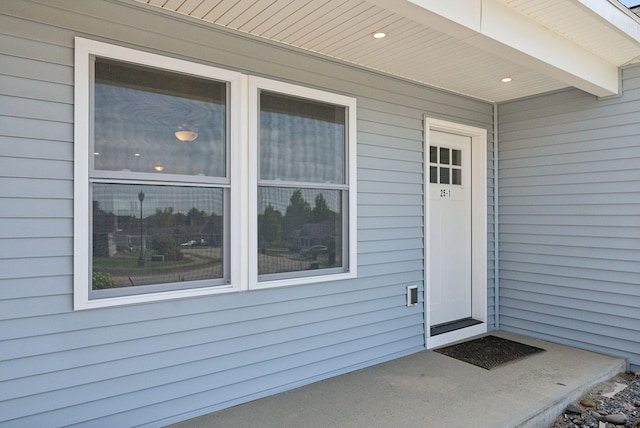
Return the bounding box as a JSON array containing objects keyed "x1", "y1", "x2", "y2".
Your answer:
[
  {"x1": 257, "y1": 187, "x2": 343, "y2": 276},
  {"x1": 259, "y1": 91, "x2": 345, "y2": 184},
  {"x1": 430, "y1": 166, "x2": 438, "y2": 183},
  {"x1": 452, "y1": 149, "x2": 461, "y2": 166},
  {"x1": 93, "y1": 58, "x2": 227, "y2": 177},
  {"x1": 440, "y1": 167, "x2": 450, "y2": 184},
  {"x1": 92, "y1": 183, "x2": 224, "y2": 290},
  {"x1": 439, "y1": 147, "x2": 450, "y2": 165},
  {"x1": 430, "y1": 146, "x2": 438, "y2": 164},
  {"x1": 452, "y1": 169, "x2": 461, "y2": 185}
]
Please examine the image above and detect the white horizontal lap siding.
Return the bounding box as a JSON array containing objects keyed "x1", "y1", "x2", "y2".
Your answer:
[
  {"x1": 498, "y1": 65, "x2": 640, "y2": 369},
  {"x1": 0, "y1": 1, "x2": 493, "y2": 426}
]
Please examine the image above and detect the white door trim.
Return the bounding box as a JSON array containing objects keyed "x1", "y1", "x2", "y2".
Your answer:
[{"x1": 424, "y1": 118, "x2": 488, "y2": 349}]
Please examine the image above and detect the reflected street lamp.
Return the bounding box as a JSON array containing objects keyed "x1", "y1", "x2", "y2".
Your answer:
[{"x1": 138, "y1": 190, "x2": 146, "y2": 267}]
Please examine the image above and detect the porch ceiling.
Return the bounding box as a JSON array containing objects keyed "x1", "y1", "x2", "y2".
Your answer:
[{"x1": 130, "y1": 0, "x2": 640, "y2": 102}]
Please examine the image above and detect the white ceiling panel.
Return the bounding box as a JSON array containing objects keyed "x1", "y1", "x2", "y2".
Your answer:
[{"x1": 130, "y1": 0, "x2": 640, "y2": 102}]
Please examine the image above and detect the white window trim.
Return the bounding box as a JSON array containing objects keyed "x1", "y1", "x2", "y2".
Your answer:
[
  {"x1": 73, "y1": 37, "x2": 245, "y2": 310},
  {"x1": 74, "y1": 38, "x2": 357, "y2": 310},
  {"x1": 247, "y1": 76, "x2": 358, "y2": 290}
]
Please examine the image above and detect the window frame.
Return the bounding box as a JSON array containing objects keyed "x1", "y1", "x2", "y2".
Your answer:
[
  {"x1": 248, "y1": 76, "x2": 357, "y2": 289},
  {"x1": 73, "y1": 37, "x2": 244, "y2": 310},
  {"x1": 74, "y1": 38, "x2": 357, "y2": 310}
]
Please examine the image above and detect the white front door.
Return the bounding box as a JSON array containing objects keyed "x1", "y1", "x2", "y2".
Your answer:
[{"x1": 428, "y1": 130, "x2": 472, "y2": 326}]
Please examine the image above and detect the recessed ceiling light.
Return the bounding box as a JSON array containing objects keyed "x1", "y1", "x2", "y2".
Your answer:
[
  {"x1": 93, "y1": 152, "x2": 99, "y2": 156},
  {"x1": 134, "y1": 153, "x2": 141, "y2": 157},
  {"x1": 373, "y1": 32, "x2": 386, "y2": 39},
  {"x1": 501, "y1": 77, "x2": 513, "y2": 83}
]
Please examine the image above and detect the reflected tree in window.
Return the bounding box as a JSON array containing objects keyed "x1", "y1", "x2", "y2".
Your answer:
[
  {"x1": 283, "y1": 190, "x2": 311, "y2": 240},
  {"x1": 258, "y1": 188, "x2": 342, "y2": 276},
  {"x1": 312, "y1": 194, "x2": 335, "y2": 223},
  {"x1": 91, "y1": 184, "x2": 224, "y2": 290}
]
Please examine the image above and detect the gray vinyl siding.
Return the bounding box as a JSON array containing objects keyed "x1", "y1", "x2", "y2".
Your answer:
[
  {"x1": 498, "y1": 64, "x2": 640, "y2": 369},
  {"x1": 0, "y1": 1, "x2": 495, "y2": 426}
]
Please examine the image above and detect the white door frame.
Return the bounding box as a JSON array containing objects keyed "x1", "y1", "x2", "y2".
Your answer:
[{"x1": 424, "y1": 118, "x2": 488, "y2": 349}]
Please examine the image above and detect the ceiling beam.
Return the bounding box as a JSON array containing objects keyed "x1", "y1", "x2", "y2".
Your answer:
[
  {"x1": 471, "y1": 0, "x2": 619, "y2": 97},
  {"x1": 369, "y1": 0, "x2": 621, "y2": 97}
]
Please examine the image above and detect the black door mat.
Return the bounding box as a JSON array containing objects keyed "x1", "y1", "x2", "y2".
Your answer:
[{"x1": 434, "y1": 335, "x2": 545, "y2": 370}]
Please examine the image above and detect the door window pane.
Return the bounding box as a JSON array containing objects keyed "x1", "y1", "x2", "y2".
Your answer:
[
  {"x1": 452, "y1": 149, "x2": 461, "y2": 166},
  {"x1": 430, "y1": 146, "x2": 438, "y2": 164},
  {"x1": 257, "y1": 187, "x2": 343, "y2": 275},
  {"x1": 431, "y1": 145, "x2": 462, "y2": 186},
  {"x1": 439, "y1": 147, "x2": 450, "y2": 165},
  {"x1": 452, "y1": 169, "x2": 462, "y2": 185},
  {"x1": 259, "y1": 91, "x2": 345, "y2": 184},
  {"x1": 94, "y1": 58, "x2": 227, "y2": 177},
  {"x1": 92, "y1": 183, "x2": 224, "y2": 290},
  {"x1": 440, "y1": 167, "x2": 450, "y2": 184},
  {"x1": 430, "y1": 166, "x2": 438, "y2": 183}
]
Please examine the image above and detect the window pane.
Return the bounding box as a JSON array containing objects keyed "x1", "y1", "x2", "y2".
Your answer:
[
  {"x1": 440, "y1": 167, "x2": 450, "y2": 184},
  {"x1": 93, "y1": 58, "x2": 227, "y2": 177},
  {"x1": 260, "y1": 92, "x2": 345, "y2": 184},
  {"x1": 92, "y1": 183, "x2": 224, "y2": 290},
  {"x1": 452, "y1": 168, "x2": 461, "y2": 185},
  {"x1": 439, "y1": 147, "x2": 450, "y2": 165},
  {"x1": 452, "y1": 149, "x2": 462, "y2": 166},
  {"x1": 257, "y1": 187, "x2": 343, "y2": 275},
  {"x1": 429, "y1": 146, "x2": 438, "y2": 164},
  {"x1": 430, "y1": 166, "x2": 438, "y2": 183}
]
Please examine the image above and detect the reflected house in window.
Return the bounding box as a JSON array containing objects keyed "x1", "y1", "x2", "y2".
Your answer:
[
  {"x1": 92, "y1": 201, "x2": 119, "y2": 258},
  {"x1": 93, "y1": 201, "x2": 146, "y2": 258},
  {"x1": 292, "y1": 220, "x2": 339, "y2": 266}
]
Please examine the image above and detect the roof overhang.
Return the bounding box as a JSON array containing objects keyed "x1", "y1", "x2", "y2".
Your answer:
[{"x1": 130, "y1": 0, "x2": 640, "y2": 102}]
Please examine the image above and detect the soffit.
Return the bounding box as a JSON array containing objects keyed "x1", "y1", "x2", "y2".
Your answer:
[
  {"x1": 496, "y1": 0, "x2": 640, "y2": 67},
  {"x1": 131, "y1": 0, "x2": 640, "y2": 102}
]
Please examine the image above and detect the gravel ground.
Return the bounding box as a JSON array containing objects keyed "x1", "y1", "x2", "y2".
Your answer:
[{"x1": 550, "y1": 372, "x2": 640, "y2": 428}]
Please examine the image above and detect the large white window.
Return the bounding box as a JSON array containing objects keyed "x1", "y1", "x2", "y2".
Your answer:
[
  {"x1": 249, "y1": 77, "x2": 357, "y2": 289},
  {"x1": 74, "y1": 38, "x2": 243, "y2": 309},
  {"x1": 74, "y1": 38, "x2": 356, "y2": 309}
]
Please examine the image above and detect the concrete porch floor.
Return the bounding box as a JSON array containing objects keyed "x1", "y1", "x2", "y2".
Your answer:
[{"x1": 168, "y1": 331, "x2": 626, "y2": 428}]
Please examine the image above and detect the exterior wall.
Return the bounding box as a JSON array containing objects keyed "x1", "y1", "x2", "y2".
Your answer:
[
  {"x1": 498, "y1": 64, "x2": 640, "y2": 370},
  {"x1": 0, "y1": 0, "x2": 494, "y2": 426}
]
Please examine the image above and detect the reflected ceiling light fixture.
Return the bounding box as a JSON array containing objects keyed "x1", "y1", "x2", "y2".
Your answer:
[
  {"x1": 373, "y1": 31, "x2": 386, "y2": 39},
  {"x1": 501, "y1": 77, "x2": 513, "y2": 83},
  {"x1": 154, "y1": 163, "x2": 165, "y2": 172},
  {"x1": 175, "y1": 124, "x2": 198, "y2": 142}
]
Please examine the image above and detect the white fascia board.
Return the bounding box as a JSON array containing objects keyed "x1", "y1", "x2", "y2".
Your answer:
[{"x1": 373, "y1": 0, "x2": 620, "y2": 97}]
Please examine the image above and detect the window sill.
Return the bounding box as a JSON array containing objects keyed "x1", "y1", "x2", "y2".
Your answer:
[
  {"x1": 251, "y1": 270, "x2": 357, "y2": 290},
  {"x1": 74, "y1": 283, "x2": 237, "y2": 310}
]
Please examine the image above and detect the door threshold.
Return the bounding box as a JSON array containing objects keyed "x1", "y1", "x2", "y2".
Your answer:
[
  {"x1": 431, "y1": 318, "x2": 483, "y2": 337},
  {"x1": 427, "y1": 321, "x2": 487, "y2": 349}
]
